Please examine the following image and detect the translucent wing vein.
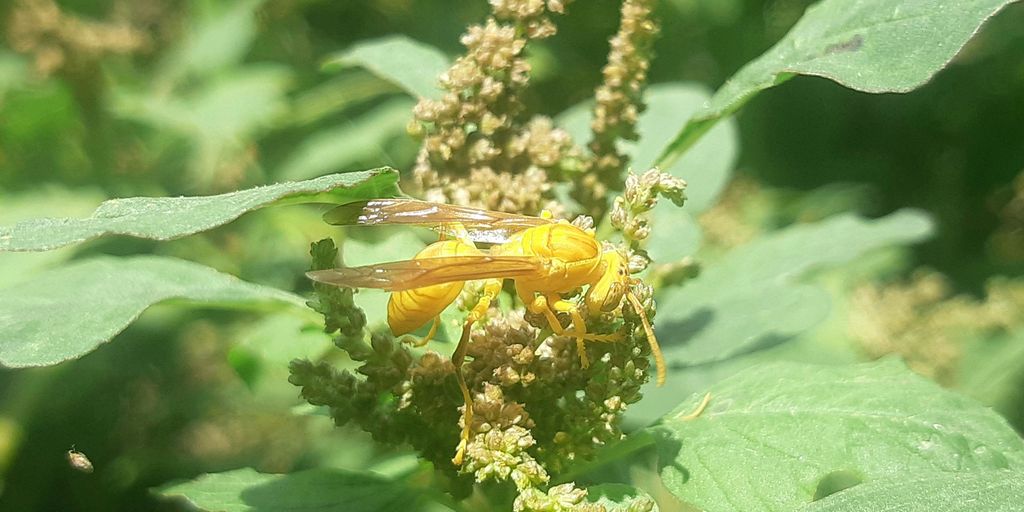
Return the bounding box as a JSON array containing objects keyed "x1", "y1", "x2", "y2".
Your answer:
[
  {"x1": 324, "y1": 199, "x2": 555, "y2": 244},
  {"x1": 306, "y1": 255, "x2": 545, "y2": 291}
]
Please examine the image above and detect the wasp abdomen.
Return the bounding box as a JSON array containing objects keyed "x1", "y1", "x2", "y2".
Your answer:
[{"x1": 387, "y1": 240, "x2": 481, "y2": 335}]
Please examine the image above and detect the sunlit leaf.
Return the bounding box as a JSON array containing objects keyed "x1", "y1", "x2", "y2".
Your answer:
[
  {"x1": 324, "y1": 35, "x2": 451, "y2": 100},
  {"x1": 653, "y1": 360, "x2": 1024, "y2": 512},
  {"x1": 0, "y1": 256, "x2": 307, "y2": 368},
  {"x1": 656, "y1": 209, "x2": 933, "y2": 366},
  {"x1": 0, "y1": 187, "x2": 104, "y2": 287},
  {"x1": 157, "y1": 467, "x2": 450, "y2": 512},
  {"x1": 656, "y1": 0, "x2": 1019, "y2": 169},
  {"x1": 0, "y1": 168, "x2": 399, "y2": 252},
  {"x1": 801, "y1": 470, "x2": 1024, "y2": 511}
]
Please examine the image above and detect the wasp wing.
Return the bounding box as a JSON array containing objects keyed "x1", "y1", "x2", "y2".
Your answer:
[
  {"x1": 307, "y1": 255, "x2": 545, "y2": 291},
  {"x1": 324, "y1": 199, "x2": 555, "y2": 244}
]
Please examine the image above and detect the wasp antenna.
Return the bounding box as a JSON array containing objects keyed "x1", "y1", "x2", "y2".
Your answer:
[{"x1": 626, "y1": 291, "x2": 666, "y2": 387}]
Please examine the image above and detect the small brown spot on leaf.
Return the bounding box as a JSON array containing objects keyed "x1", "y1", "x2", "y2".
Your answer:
[{"x1": 825, "y1": 34, "x2": 864, "y2": 55}]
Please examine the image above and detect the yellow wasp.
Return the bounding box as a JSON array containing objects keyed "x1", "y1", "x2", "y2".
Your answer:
[{"x1": 307, "y1": 198, "x2": 665, "y2": 464}]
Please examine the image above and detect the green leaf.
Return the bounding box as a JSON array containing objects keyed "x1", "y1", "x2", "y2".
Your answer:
[
  {"x1": 278, "y1": 98, "x2": 415, "y2": 181},
  {"x1": 656, "y1": 210, "x2": 933, "y2": 366},
  {"x1": 656, "y1": 0, "x2": 1019, "y2": 169},
  {"x1": 630, "y1": 83, "x2": 738, "y2": 214},
  {"x1": 0, "y1": 187, "x2": 105, "y2": 287},
  {"x1": 800, "y1": 470, "x2": 1024, "y2": 512},
  {"x1": 324, "y1": 35, "x2": 451, "y2": 100},
  {"x1": 652, "y1": 360, "x2": 1024, "y2": 512},
  {"x1": 157, "y1": 467, "x2": 450, "y2": 512},
  {"x1": 0, "y1": 256, "x2": 306, "y2": 368},
  {"x1": 0, "y1": 168, "x2": 399, "y2": 252},
  {"x1": 557, "y1": 82, "x2": 738, "y2": 215}
]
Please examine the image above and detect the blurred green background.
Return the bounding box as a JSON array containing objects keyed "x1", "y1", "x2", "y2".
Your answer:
[{"x1": 1, "y1": 0, "x2": 1023, "y2": 509}]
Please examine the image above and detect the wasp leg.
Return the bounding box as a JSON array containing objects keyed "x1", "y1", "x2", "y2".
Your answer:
[
  {"x1": 549, "y1": 296, "x2": 590, "y2": 368},
  {"x1": 451, "y1": 322, "x2": 474, "y2": 466},
  {"x1": 523, "y1": 293, "x2": 586, "y2": 366},
  {"x1": 523, "y1": 293, "x2": 624, "y2": 367},
  {"x1": 407, "y1": 316, "x2": 440, "y2": 347},
  {"x1": 570, "y1": 330, "x2": 624, "y2": 343},
  {"x1": 466, "y1": 279, "x2": 502, "y2": 324},
  {"x1": 451, "y1": 279, "x2": 501, "y2": 466}
]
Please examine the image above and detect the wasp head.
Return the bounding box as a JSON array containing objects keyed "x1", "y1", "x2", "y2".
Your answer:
[{"x1": 586, "y1": 250, "x2": 630, "y2": 314}]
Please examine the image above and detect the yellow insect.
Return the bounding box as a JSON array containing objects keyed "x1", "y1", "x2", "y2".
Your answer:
[{"x1": 307, "y1": 198, "x2": 665, "y2": 464}]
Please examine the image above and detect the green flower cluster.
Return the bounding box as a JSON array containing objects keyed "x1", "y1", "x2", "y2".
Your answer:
[
  {"x1": 290, "y1": 1, "x2": 679, "y2": 509},
  {"x1": 574, "y1": 0, "x2": 661, "y2": 217},
  {"x1": 409, "y1": 0, "x2": 578, "y2": 216}
]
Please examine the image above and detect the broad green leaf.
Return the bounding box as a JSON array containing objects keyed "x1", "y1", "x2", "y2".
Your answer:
[
  {"x1": 652, "y1": 360, "x2": 1024, "y2": 512},
  {"x1": 656, "y1": 209, "x2": 933, "y2": 365},
  {"x1": 157, "y1": 467, "x2": 449, "y2": 512},
  {"x1": 587, "y1": 483, "x2": 659, "y2": 511},
  {"x1": 0, "y1": 187, "x2": 104, "y2": 287},
  {"x1": 278, "y1": 98, "x2": 415, "y2": 181},
  {"x1": 0, "y1": 168, "x2": 399, "y2": 252},
  {"x1": 0, "y1": 256, "x2": 306, "y2": 368},
  {"x1": 557, "y1": 82, "x2": 738, "y2": 215},
  {"x1": 656, "y1": 0, "x2": 1020, "y2": 169},
  {"x1": 800, "y1": 470, "x2": 1024, "y2": 512},
  {"x1": 324, "y1": 35, "x2": 451, "y2": 100}
]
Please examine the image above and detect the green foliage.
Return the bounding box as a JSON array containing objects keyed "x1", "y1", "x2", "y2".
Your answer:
[
  {"x1": 800, "y1": 470, "x2": 1024, "y2": 511},
  {"x1": 656, "y1": 210, "x2": 934, "y2": 365},
  {"x1": 652, "y1": 360, "x2": 1024, "y2": 512},
  {"x1": 324, "y1": 35, "x2": 452, "y2": 99},
  {"x1": 0, "y1": 256, "x2": 305, "y2": 367},
  {"x1": 158, "y1": 467, "x2": 448, "y2": 512},
  {"x1": 0, "y1": 187, "x2": 104, "y2": 287},
  {"x1": 656, "y1": 0, "x2": 1022, "y2": 169},
  {"x1": 1, "y1": 0, "x2": 1022, "y2": 510},
  {"x1": 0, "y1": 169, "x2": 398, "y2": 252}
]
